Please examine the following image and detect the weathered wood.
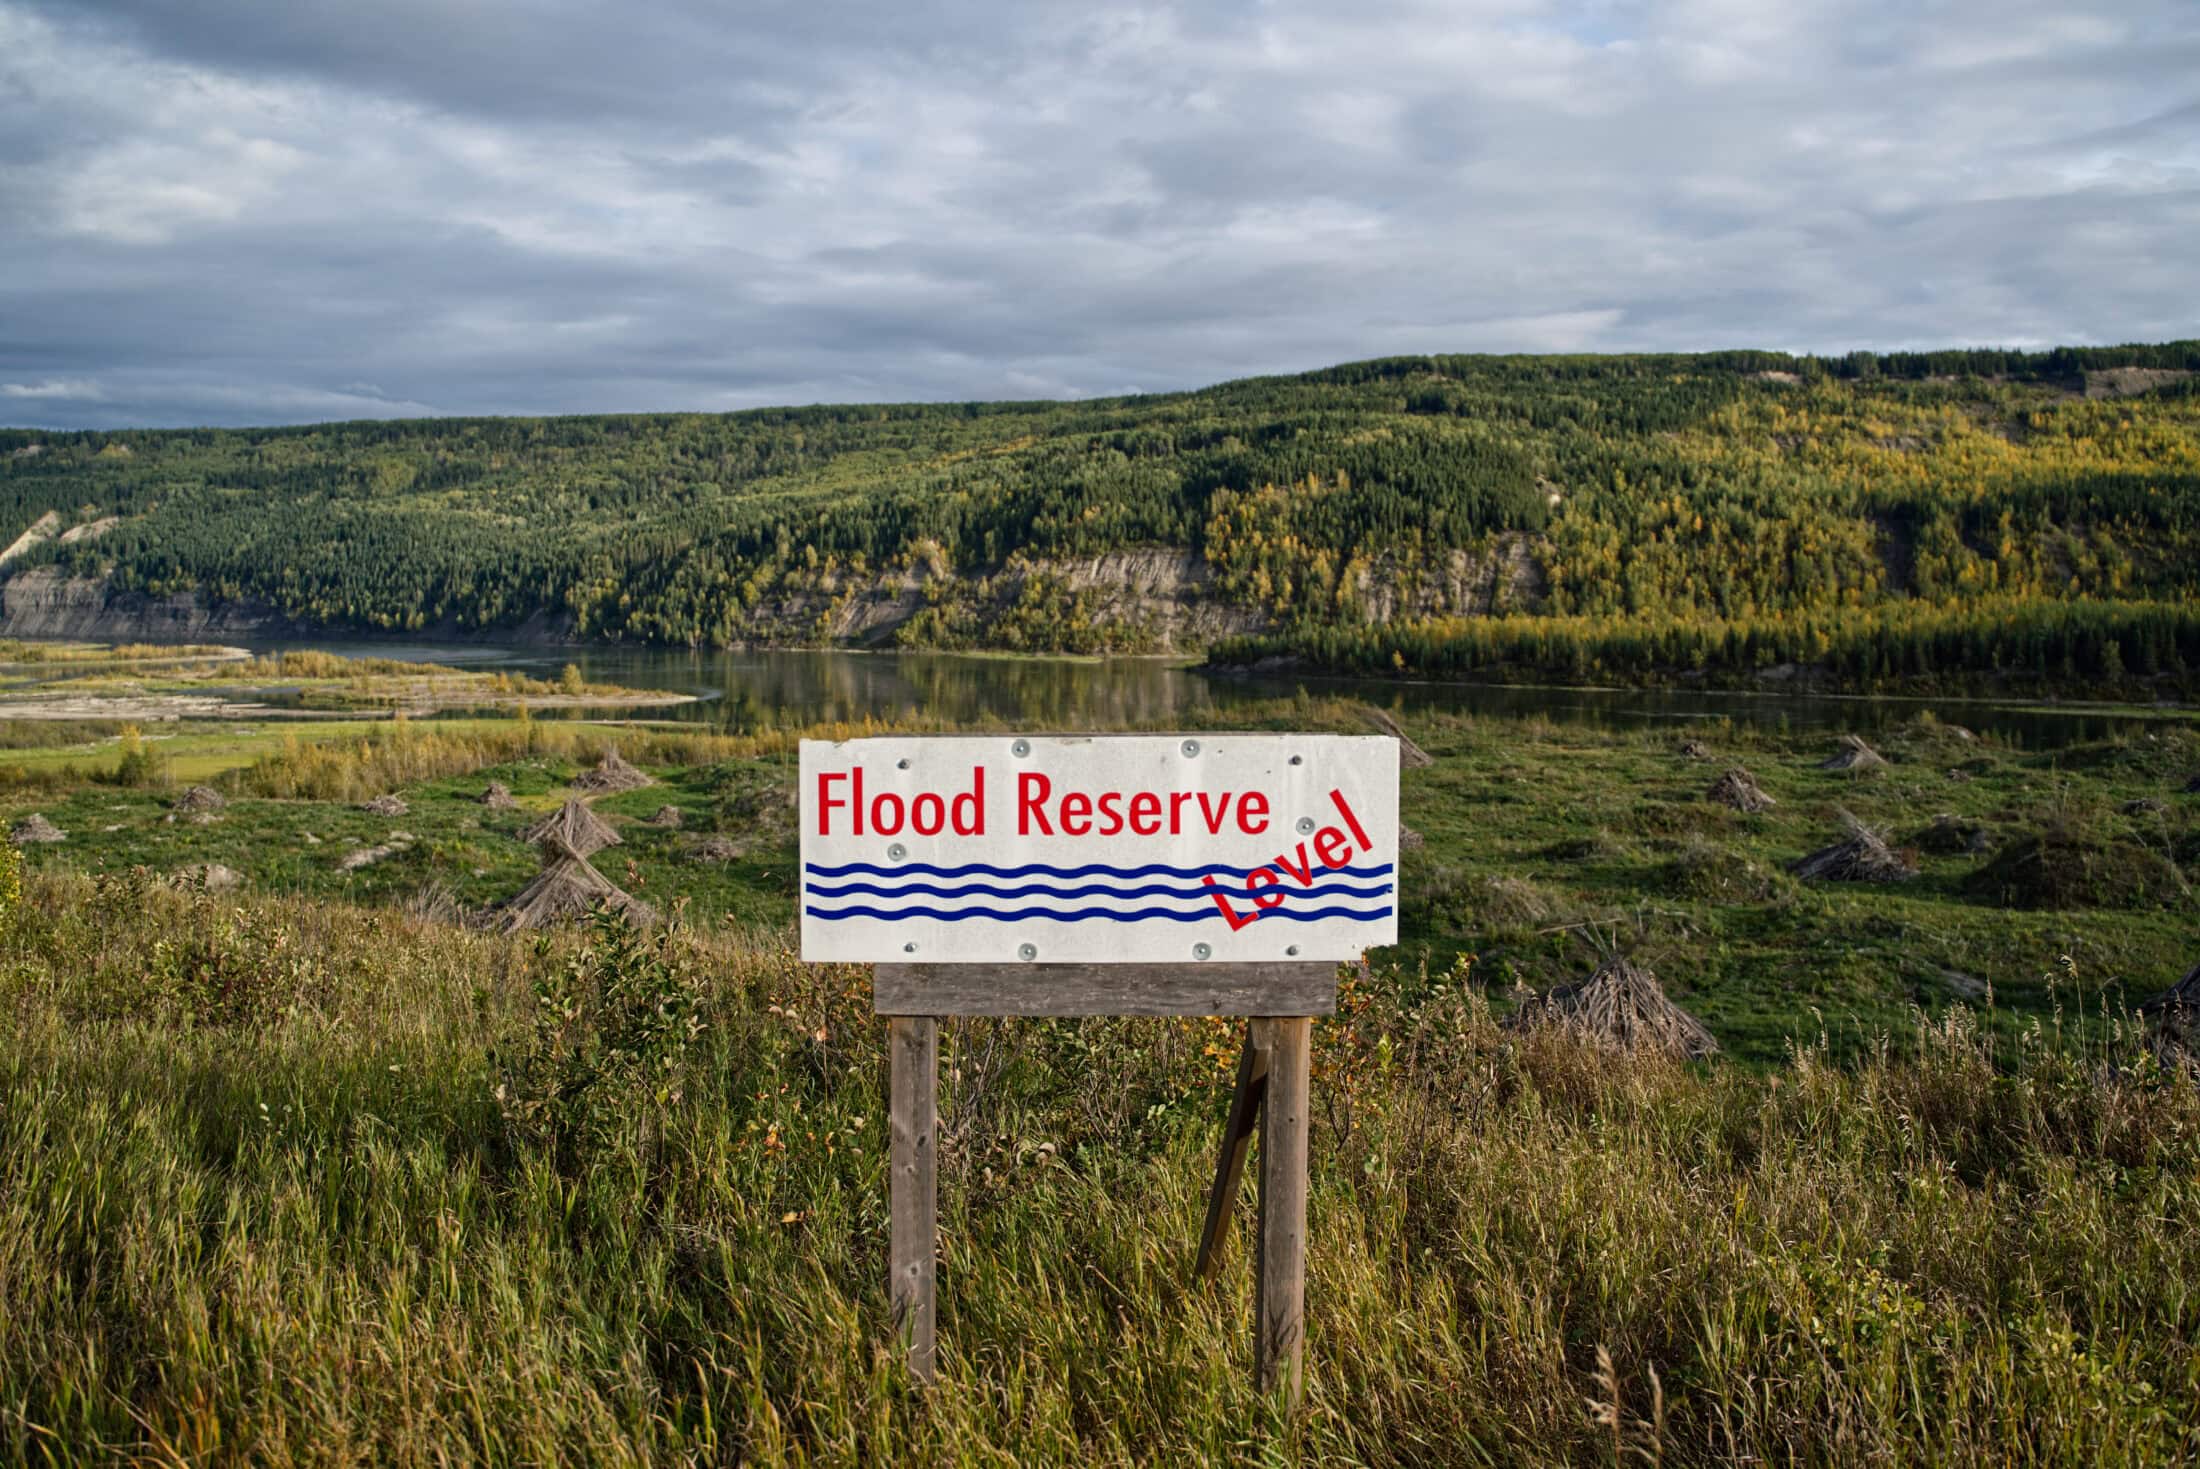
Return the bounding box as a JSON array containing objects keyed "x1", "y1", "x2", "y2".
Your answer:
[
  {"x1": 888, "y1": 1016, "x2": 938, "y2": 1384},
  {"x1": 1254, "y1": 1016, "x2": 1311, "y2": 1405},
  {"x1": 1194, "y1": 1026, "x2": 1270, "y2": 1281},
  {"x1": 875, "y1": 962, "x2": 1336, "y2": 1018}
]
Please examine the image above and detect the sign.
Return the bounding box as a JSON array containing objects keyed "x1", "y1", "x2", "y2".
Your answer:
[
  {"x1": 799, "y1": 734, "x2": 1399, "y2": 966},
  {"x1": 808, "y1": 733, "x2": 1394, "y2": 1404}
]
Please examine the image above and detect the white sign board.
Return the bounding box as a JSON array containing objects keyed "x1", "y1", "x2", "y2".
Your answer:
[{"x1": 799, "y1": 734, "x2": 1399, "y2": 965}]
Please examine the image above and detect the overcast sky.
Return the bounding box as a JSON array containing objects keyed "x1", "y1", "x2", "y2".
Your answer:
[{"x1": 2, "y1": 0, "x2": 2195, "y2": 429}]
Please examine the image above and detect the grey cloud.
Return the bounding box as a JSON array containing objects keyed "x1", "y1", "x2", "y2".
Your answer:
[{"x1": 1, "y1": 0, "x2": 2195, "y2": 429}]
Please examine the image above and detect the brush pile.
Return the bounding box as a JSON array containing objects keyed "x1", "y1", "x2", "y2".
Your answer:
[
  {"x1": 9, "y1": 814, "x2": 64, "y2": 844},
  {"x1": 1706, "y1": 767, "x2": 1775, "y2": 813},
  {"x1": 490, "y1": 838, "x2": 654, "y2": 933},
  {"x1": 1819, "y1": 735, "x2": 1888, "y2": 773},
  {"x1": 648, "y1": 805, "x2": 684, "y2": 828},
  {"x1": 1792, "y1": 810, "x2": 1918, "y2": 882},
  {"x1": 480, "y1": 781, "x2": 519, "y2": 811},
  {"x1": 361, "y1": 794, "x2": 409, "y2": 817},
  {"x1": 494, "y1": 793, "x2": 651, "y2": 932},
  {"x1": 1358, "y1": 706, "x2": 1433, "y2": 768},
  {"x1": 173, "y1": 785, "x2": 227, "y2": 814},
  {"x1": 572, "y1": 746, "x2": 652, "y2": 793},
  {"x1": 518, "y1": 798, "x2": 620, "y2": 859},
  {"x1": 1506, "y1": 955, "x2": 1719, "y2": 1061},
  {"x1": 1677, "y1": 739, "x2": 1712, "y2": 761}
]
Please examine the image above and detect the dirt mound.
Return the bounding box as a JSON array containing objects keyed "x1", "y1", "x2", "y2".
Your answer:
[
  {"x1": 361, "y1": 793, "x2": 409, "y2": 817},
  {"x1": 491, "y1": 845, "x2": 655, "y2": 932},
  {"x1": 684, "y1": 836, "x2": 740, "y2": 863},
  {"x1": 1706, "y1": 767, "x2": 1775, "y2": 813},
  {"x1": 173, "y1": 785, "x2": 227, "y2": 814},
  {"x1": 1477, "y1": 875, "x2": 1555, "y2": 926},
  {"x1": 571, "y1": 746, "x2": 652, "y2": 793},
  {"x1": 1792, "y1": 811, "x2": 1918, "y2": 882},
  {"x1": 10, "y1": 814, "x2": 64, "y2": 844},
  {"x1": 1542, "y1": 828, "x2": 1635, "y2": 864},
  {"x1": 1912, "y1": 813, "x2": 1993, "y2": 856},
  {"x1": 1666, "y1": 837, "x2": 1780, "y2": 902},
  {"x1": 648, "y1": 804, "x2": 684, "y2": 828},
  {"x1": 339, "y1": 834, "x2": 414, "y2": 872},
  {"x1": 518, "y1": 799, "x2": 620, "y2": 859},
  {"x1": 1359, "y1": 706, "x2": 1433, "y2": 768},
  {"x1": 1963, "y1": 829, "x2": 2187, "y2": 911},
  {"x1": 1901, "y1": 716, "x2": 1976, "y2": 744},
  {"x1": 1819, "y1": 735, "x2": 1888, "y2": 773},
  {"x1": 170, "y1": 863, "x2": 241, "y2": 893},
  {"x1": 1505, "y1": 955, "x2": 1719, "y2": 1062},
  {"x1": 480, "y1": 781, "x2": 519, "y2": 811}
]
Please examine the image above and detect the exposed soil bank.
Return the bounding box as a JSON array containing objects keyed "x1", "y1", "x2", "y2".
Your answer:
[{"x1": 0, "y1": 569, "x2": 580, "y2": 647}]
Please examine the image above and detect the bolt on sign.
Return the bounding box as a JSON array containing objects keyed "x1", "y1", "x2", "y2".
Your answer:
[
  {"x1": 799, "y1": 734, "x2": 1399, "y2": 965},
  {"x1": 802, "y1": 733, "x2": 1403, "y2": 1407}
]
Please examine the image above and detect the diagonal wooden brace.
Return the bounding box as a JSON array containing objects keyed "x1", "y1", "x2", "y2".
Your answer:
[{"x1": 1194, "y1": 1024, "x2": 1270, "y2": 1281}]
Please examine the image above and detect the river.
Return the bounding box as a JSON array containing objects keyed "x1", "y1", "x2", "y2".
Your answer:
[{"x1": 211, "y1": 638, "x2": 2183, "y2": 748}]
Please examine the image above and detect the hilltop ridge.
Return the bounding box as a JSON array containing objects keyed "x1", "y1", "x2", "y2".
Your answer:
[{"x1": 4, "y1": 344, "x2": 2197, "y2": 691}]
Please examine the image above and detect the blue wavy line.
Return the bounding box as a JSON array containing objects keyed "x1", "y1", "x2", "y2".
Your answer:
[
  {"x1": 805, "y1": 878, "x2": 1396, "y2": 901},
  {"x1": 803, "y1": 903, "x2": 1395, "y2": 924},
  {"x1": 803, "y1": 860, "x2": 1394, "y2": 880}
]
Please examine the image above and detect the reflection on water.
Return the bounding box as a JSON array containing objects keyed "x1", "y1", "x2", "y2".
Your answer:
[{"x1": 243, "y1": 640, "x2": 2184, "y2": 748}]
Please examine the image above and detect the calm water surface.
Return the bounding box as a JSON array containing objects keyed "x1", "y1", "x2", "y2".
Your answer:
[{"x1": 234, "y1": 639, "x2": 2187, "y2": 748}]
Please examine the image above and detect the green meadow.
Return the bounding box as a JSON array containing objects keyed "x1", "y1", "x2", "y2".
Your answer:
[
  {"x1": 1, "y1": 671, "x2": 2196, "y2": 1463},
  {"x1": 3, "y1": 695, "x2": 2190, "y2": 1065}
]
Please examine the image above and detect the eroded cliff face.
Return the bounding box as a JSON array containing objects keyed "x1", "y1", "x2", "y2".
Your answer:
[
  {"x1": 0, "y1": 569, "x2": 578, "y2": 646},
  {"x1": 732, "y1": 548, "x2": 1272, "y2": 651},
  {"x1": 1024, "y1": 548, "x2": 1273, "y2": 647},
  {"x1": 0, "y1": 569, "x2": 299, "y2": 642},
  {"x1": 0, "y1": 535, "x2": 1550, "y2": 651},
  {"x1": 1348, "y1": 535, "x2": 1545, "y2": 624}
]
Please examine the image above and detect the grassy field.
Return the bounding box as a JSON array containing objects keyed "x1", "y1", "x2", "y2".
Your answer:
[
  {"x1": 2, "y1": 866, "x2": 2196, "y2": 1465},
  {"x1": 1, "y1": 698, "x2": 2190, "y2": 1066},
  {"x1": 1, "y1": 693, "x2": 2196, "y2": 1463}
]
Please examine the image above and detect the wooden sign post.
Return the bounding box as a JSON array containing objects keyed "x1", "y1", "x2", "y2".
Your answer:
[{"x1": 801, "y1": 735, "x2": 1400, "y2": 1405}]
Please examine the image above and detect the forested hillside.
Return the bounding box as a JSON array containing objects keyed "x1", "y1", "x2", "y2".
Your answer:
[{"x1": 4, "y1": 344, "x2": 2197, "y2": 689}]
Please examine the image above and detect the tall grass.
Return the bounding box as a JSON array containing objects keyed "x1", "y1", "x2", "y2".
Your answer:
[
  {"x1": 224, "y1": 712, "x2": 992, "y2": 803},
  {"x1": 1, "y1": 868, "x2": 2194, "y2": 1464}
]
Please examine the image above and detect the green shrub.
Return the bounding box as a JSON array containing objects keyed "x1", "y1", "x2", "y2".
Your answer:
[{"x1": 495, "y1": 905, "x2": 707, "y2": 1167}]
